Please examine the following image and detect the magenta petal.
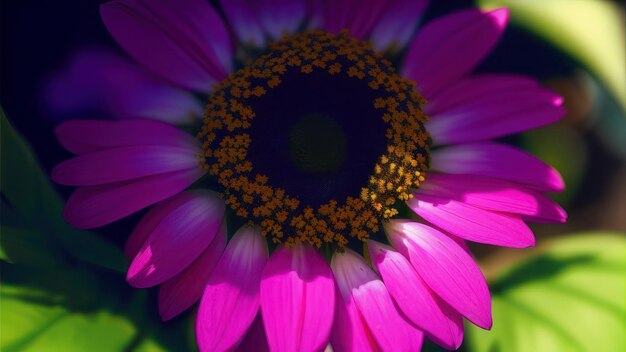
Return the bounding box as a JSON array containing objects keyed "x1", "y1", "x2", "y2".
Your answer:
[
  {"x1": 368, "y1": 240, "x2": 464, "y2": 349},
  {"x1": 417, "y1": 174, "x2": 567, "y2": 223},
  {"x1": 430, "y1": 141, "x2": 565, "y2": 192},
  {"x1": 101, "y1": 0, "x2": 232, "y2": 91},
  {"x1": 386, "y1": 221, "x2": 492, "y2": 329},
  {"x1": 196, "y1": 226, "x2": 269, "y2": 352},
  {"x1": 427, "y1": 87, "x2": 565, "y2": 145},
  {"x1": 43, "y1": 48, "x2": 202, "y2": 123},
  {"x1": 402, "y1": 8, "x2": 509, "y2": 98},
  {"x1": 127, "y1": 191, "x2": 225, "y2": 288},
  {"x1": 52, "y1": 146, "x2": 199, "y2": 186},
  {"x1": 408, "y1": 193, "x2": 536, "y2": 248},
  {"x1": 236, "y1": 313, "x2": 269, "y2": 352},
  {"x1": 158, "y1": 221, "x2": 227, "y2": 321},
  {"x1": 369, "y1": 0, "x2": 429, "y2": 52},
  {"x1": 331, "y1": 287, "x2": 377, "y2": 352},
  {"x1": 332, "y1": 249, "x2": 423, "y2": 351},
  {"x1": 63, "y1": 168, "x2": 205, "y2": 229},
  {"x1": 55, "y1": 119, "x2": 198, "y2": 155},
  {"x1": 260, "y1": 243, "x2": 335, "y2": 352},
  {"x1": 321, "y1": 0, "x2": 390, "y2": 39}
]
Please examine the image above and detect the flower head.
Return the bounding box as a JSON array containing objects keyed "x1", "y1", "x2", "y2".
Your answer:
[{"x1": 51, "y1": 0, "x2": 566, "y2": 351}]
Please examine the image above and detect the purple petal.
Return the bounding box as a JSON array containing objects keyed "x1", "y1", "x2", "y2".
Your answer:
[
  {"x1": 368, "y1": 240, "x2": 464, "y2": 349},
  {"x1": 236, "y1": 313, "x2": 269, "y2": 352},
  {"x1": 101, "y1": 0, "x2": 232, "y2": 91},
  {"x1": 63, "y1": 168, "x2": 205, "y2": 229},
  {"x1": 332, "y1": 249, "x2": 423, "y2": 351},
  {"x1": 52, "y1": 145, "x2": 199, "y2": 186},
  {"x1": 369, "y1": 0, "x2": 429, "y2": 52},
  {"x1": 196, "y1": 226, "x2": 268, "y2": 352},
  {"x1": 407, "y1": 193, "x2": 536, "y2": 248},
  {"x1": 402, "y1": 8, "x2": 509, "y2": 98},
  {"x1": 427, "y1": 87, "x2": 565, "y2": 145},
  {"x1": 127, "y1": 191, "x2": 225, "y2": 288},
  {"x1": 43, "y1": 48, "x2": 202, "y2": 123},
  {"x1": 55, "y1": 119, "x2": 198, "y2": 155},
  {"x1": 430, "y1": 141, "x2": 565, "y2": 192},
  {"x1": 417, "y1": 174, "x2": 567, "y2": 223},
  {"x1": 158, "y1": 221, "x2": 227, "y2": 320},
  {"x1": 321, "y1": 0, "x2": 391, "y2": 39},
  {"x1": 386, "y1": 220, "x2": 492, "y2": 329},
  {"x1": 260, "y1": 243, "x2": 335, "y2": 352}
]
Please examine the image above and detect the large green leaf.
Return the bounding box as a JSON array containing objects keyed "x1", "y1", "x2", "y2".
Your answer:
[
  {"x1": 466, "y1": 233, "x2": 626, "y2": 352},
  {"x1": 478, "y1": 0, "x2": 626, "y2": 112}
]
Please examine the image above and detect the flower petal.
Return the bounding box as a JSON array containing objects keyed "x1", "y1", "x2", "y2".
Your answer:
[
  {"x1": 127, "y1": 191, "x2": 225, "y2": 288},
  {"x1": 43, "y1": 48, "x2": 202, "y2": 123},
  {"x1": 386, "y1": 221, "x2": 492, "y2": 329},
  {"x1": 368, "y1": 240, "x2": 464, "y2": 349},
  {"x1": 427, "y1": 87, "x2": 565, "y2": 145},
  {"x1": 158, "y1": 221, "x2": 227, "y2": 321},
  {"x1": 402, "y1": 8, "x2": 509, "y2": 98},
  {"x1": 63, "y1": 168, "x2": 205, "y2": 229},
  {"x1": 55, "y1": 119, "x2": 198, "y2": 155},
  {"x1": 101, "y1": 0, "x2": 232, "y2": 91},
  {"x1": 369, "y1": 0, "x2": 429, "y2": 53},
  {"x1": 321, "y1": 0, "x2": 391, "y2": 39},
  {"x1": 260, "y1": 243, "x2": 335, "y2": 352},
  {"x1": 257, "y1": 0, "x2": 306, "y2": 40},
  {"x1": 332, "y1": 249, "x2": 423, "y2": 351},
  {"x1": 408, "y1": 193, "x2": 536, "y2": 248},
  {"x1": 236, "y1": 313, "x2": 269, "y2": 352},
  {"x1": 52, "y1": 146, "x2": 199, "y2": 186},
  {"x1": 196, "y1": 226, "x2": 269, "y2": 352},
  {"x1": 330, "y1": 288, "x2": 378, "y2": 352},
  {"x1": 417, "y1": 174, "x2": 567, "y2": 223},
  {"x1": 430, "y1": 141, "x2": 565, "y2": 192},
  {"x1": 219, "y1": 0, "x2": 265, "y2": 46}
]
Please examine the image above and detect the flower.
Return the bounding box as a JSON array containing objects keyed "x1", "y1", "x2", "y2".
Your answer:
[{"x1": 51, "y1": 0, "x2": 567, "y2": 351}]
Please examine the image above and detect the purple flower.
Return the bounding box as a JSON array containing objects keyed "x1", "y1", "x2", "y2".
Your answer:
[{"x1": 51, "y1": 0, "x2": 567, "y2": 351}]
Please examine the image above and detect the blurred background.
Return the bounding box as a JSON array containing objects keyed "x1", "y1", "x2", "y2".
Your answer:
[{"x1": 1, "y1": 0, "x2": 624, "y2": 351}]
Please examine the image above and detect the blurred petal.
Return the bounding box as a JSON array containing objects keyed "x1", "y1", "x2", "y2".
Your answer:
[
  {"x1": 321, "y1": 0, "x2": 390, "y2": 39},
  {"x1": 403, "y1": 8, "x2": 509, "y2": 98},
  {"x1": 63, "y1": 168, "x2": 204, "y2": 229},
  {"x1": 430, "y1": 141, "x2": 565, "y2": 192},
  {"x1": 260, "y1": 243, "x2": 335, "y2": 352},
  {"x1": 369, "y1": 0, "x2": 429, "y2": 52},
  {"x1": 368, "y1": 240, "x2": 464, "y2": 349},
  {"x1": 386, "y1": 221, "x2": 492, "y2": 329},
  {"x1": 101, "y1": 0, "x2": 232, "y2": 91},
  {"x1": 236, "y1": 313, "x2": 269, "y2": 352},
  {"x1": 127, "y1": 191, "x2": 224, "y2": 288},
  {"x1": 196, "y1": 226, "x2": 268, "y2": 352},
  {"x1": 332, "y1": 249, "x2": 423, "y2": 351},
  {"x1": 417, "y1": 174, "x2": 567, "y2": 223},
  {"x1": 408, "y1": 193, "x2": 536, "y2": 248},
  {"x1": 55, "y1": 119, "x2": 198, "y2": 155},
  {"x1": 52, "y1": 146, "x2": 198, "y2": 186},
  {"x1": 158, "y1": 221, "x2": 227, "y2": 320}
]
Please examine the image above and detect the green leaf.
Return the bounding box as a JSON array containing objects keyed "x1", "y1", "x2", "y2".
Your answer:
[
  {"x1": 466, "y1": 233, "x2": 626, "y2": 352},
  {"x1": 478, "y1": 0, "x2": 626, "y2": 112},
  {"x1": 0, "y1": 108, "x2": 127, "y2": 272}
]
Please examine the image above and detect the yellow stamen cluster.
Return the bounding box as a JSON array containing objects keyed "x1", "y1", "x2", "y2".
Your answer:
[{"x1": 198, "y1": 30, "x2": 430, "y2": 248}]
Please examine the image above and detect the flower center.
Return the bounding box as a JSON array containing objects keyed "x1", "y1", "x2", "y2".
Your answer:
[{"x1": 198, "y1": 30, "x2": 431, "y2": 248}]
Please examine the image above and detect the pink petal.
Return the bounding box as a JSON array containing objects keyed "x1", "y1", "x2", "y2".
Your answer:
[
  {"x1": 330, "y1": 288, "x2": 378, "y2": 352},
  {"x1": 158, "y1": 221, "x2": 227, "y2": 321},
  {"x1": 407, "y1": 193, "x2": 536, "y2": 248},
  {"x1": 368, "y1": 240, "x2": 464, "y2": 349},
  {"x1": 55, "y1": 119, "x2": 198, "y2": 155},
  {"x1": 43, "y1": 48, "x2": 202, "y2": 123},
  {"x1": 196, "y1": 226, "x2": 269, "y2": 352},
  {"x1": 427, "y1": 87, "x2": 565, "y2": 145},
  {"x1": 101, "y1": 0, "x2": 232, "y2": 91},
  {"x1": 260, "y1": 243, "x2": 335, "y2": 352},
  {"x1": 321, "y1": 0, "x2": 391, "y2": 39},
  {"x1": 430, "y1": 141, "x2": 565, "y2": 192},
  {"x1": 402, "y1": 8, "x2": 509, "y2": 98},
  {"x1": 63, "y1": 168, "x2": 205, "y2": 229},
  {"x1": 369, "y1": 0, "x2": 429, "y2": 52},
  {"x1": 386, "y1": 220, "x2": 492, "y2": 329},
  {"x1": 236, "y1": 313, "x2": 269, "y2": 352},
  {"x1": 331, "y1": 249, "x2": 423, "y2": 351},
  {"x1": 417, "y1": 174, "x2": 567, "y2": 223},
  {"x1": 127, "y1": 191, "x2": 225, "y2": 288},
  {"x1": 52, "y1": 145, "x2": 199, "y2": 186}
]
